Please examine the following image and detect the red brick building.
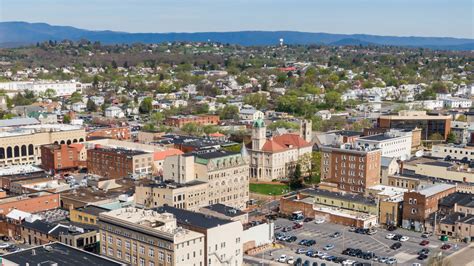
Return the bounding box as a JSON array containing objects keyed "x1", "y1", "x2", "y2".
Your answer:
[
  {"x1": 41, "y1": 144, "x2": 85, "y2": 174},
  {"x1": 87, "y1": 147, "x2": 153, "y2": 179},
  {"x1": 164, "y1": 115, "x2": 220, "y2": 127},
  {"x1": 320, "y1": 146, "x2": 381, "y2": 194},
  {"x1": 402, "y1": 184, "x2": 456, "y2": 231},
  {"x1": 87, "y1": 127, "x2": 131, "y2": 140},
  {"x1": 0, "y1": 192, "x2": 60, "y2": 217}
]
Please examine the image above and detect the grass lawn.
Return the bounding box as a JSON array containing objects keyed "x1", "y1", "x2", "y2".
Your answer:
[{"x1": 249, "y1": 183, "x2": 290, "y2": 195}]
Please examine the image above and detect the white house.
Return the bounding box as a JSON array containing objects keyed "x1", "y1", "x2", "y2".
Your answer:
[
  {"x1": 71, "y1": 102, "x2": 86, "y2": 112},
  {"x1": 90, "y1": 96, "x2": 104, "y2": 106},
  {"x1": 104, "y1": 106, "x2": 125, "y2": 118},
  {"x1": 316, "y1": 110, "x2": 332, "y2": 120},
  {"x1": 239, "y1": 109, "x2": 264, "y2": 121}
]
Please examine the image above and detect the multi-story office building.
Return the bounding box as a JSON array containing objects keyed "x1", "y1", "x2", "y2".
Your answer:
[
  {"x1": 164, "y1": 115, "x2": 220, "y2": 127},
  {"x1": 155, "y1": 206, "x2": 244, "y2": 266},
  {"x1": 320, "y1": 145, "x2": 381, "y2": 194},
  {"x1": 431, "y1": 143, "x2": 474, "y2": 161},
  {"x1": 99, "y1": 207, "x2": 205, "y2": 266},
  {"x1": 355, "y1": 131, "x2": 412, "y2": 160},
  {"x1": 378, "y1": 110, "x2": 451, "y2": 140},
  {"x1": 0, "y1": 124, "x2": 86, "y2": 167},
  {"x1": 402, "y1": 184, "x2": 456, "y2": 231},
  {"x1": 135, "y1": 180, "x2": 208, "y2": 211},
  {"x1": 40, "y1": 143, "x2": 86, "y2": 174},
  {"x1": 87, "y1": 147, "x2": 153, "y2": 179},
  {"x1": 162, "y1": 149, "x2": 249, "y2": 209}
]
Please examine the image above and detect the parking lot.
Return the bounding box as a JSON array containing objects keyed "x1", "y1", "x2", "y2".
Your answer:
[
  {"x1": 0, "y1": 237, "x2": 31, "y2": 255},
  {"x1": 247, "y1": 218, "x2": 465, "y2": 265}
]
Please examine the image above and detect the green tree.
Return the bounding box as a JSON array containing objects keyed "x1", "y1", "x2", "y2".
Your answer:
[
  {"x1": 70, "y1": 91, "x2": 82, "y2": 103},
  {"x1": 324, "y1": 91, "x2": 342, "y2": 109},
  {"x1": 203, "y1": 125, "x2": 219, "y2": 135},
  {"x1": 139, "y1": 97, "x2": 153, "y2": 114},
  {"x1": 86, "y1": 98, "x2": 97, "y2": 112},
  {"x1": 243, "y1": 93, "x2": 268, "y2": 109},
  {"x1": 267, "y1": 120, "x2": 299, "y2": 131},
  {"x1": 63, "y1": 114, "x2": 71, "y2": 124},
  {"x1": 181, "y1": 122, "x2": 202, "y2": 136},
  {"x1": 194, "y1": 104, "x2": 209, "y2": 114},
  {"x1": 218, "y1": 105, "x2": 239, "y2": 120},
  {"x1": 289, "y1": 164, "x2": 303, "y2": 189},
  {"x1": 150, "y1": 112, "x2": 164, "y2": 123},
  {"x1": 44, "y1": 88, "x2": 56, "y2": 99},
  {"x1": 429, "y1": 133, "x2": 444, "y2": 141},
  {"x1": 446, "y1": 133, "x2": 456, "y2": 143}
]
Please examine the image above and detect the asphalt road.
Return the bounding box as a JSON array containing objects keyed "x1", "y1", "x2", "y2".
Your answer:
[{"x1": 246, "y1": 218, "x2": 465, "y2": 266}]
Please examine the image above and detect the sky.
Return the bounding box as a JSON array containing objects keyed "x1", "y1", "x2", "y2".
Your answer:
[{"x1": 1, "y1": 0, "x2": 473, "y2": 38}]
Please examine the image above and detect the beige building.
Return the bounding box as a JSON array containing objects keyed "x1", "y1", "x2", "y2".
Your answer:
[
  {"x1": 431, "y1": 144, "x2": 474, "y2": 161},
  {"x1": 162, "y1": 150, "x2": 250, "y2": 210},
  {"x1": 99, "y1": 207, "x2": 205, "y2": 266},
  {"x1": 415, "y1": 161, "x2": 474, "y2": 183},
  {"x1": 0, "y1": 124, "x2": 86, "y2": 166},
  {"x1": 135, "y1": 181, "x2": 208, "y2": 211},
  {"x1": 249, "y1": 119, "x2": 313, "y2": 181}
]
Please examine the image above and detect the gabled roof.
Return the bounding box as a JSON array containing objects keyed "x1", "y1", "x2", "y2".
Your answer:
[
  {"x1": 153, "y1": 148, "x2": 183, "y2": 161},
  {"x1": 261, "y1": 139, "x2": 286, "y2": 152},
  {"x1": 273, "y1": 133, "x2": 311, "y2": 148}
]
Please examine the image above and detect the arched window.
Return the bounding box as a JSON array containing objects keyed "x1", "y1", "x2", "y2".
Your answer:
[
  {"x1": 21, "y1": 145, "x2": 27, "y2": 156},
  {"x1": 54, "y1": 141, "x2": 59, "y2": 145},
  {"x1": 28, "y1": 144, "x2": 34, "y2": 155},
  {"x1": 79, "y1": 138, "x2": 84, "y2": 142},
  {"x1": 6, "y1": 147, "x2": 12, "y2": 158},
  {"x1": 0, "y1": 148, "x2": 5, "y2": 159},
  {"x1": 66, "y1": 140, "x2": 71, "y2": 145},
  {"x1": 14, "y1": 146, "x2": 19, "y2": 157},
  {"x1": 73, "y1": 139, "x2": 78, "y2": 143},
  {"x1": 60, "y1": 140, "x2": 65, "y2": 144}
]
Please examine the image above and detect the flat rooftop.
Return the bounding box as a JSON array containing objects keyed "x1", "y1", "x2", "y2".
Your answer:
[
  {"x1": 300, "y1": 188, "x2": 377, "y2": 206},
  {"x1": 0, "y1": 165, "x2": 44, "y2": 176},
  {"x1": 1, "y1": 242, "x2": 124, "y2": 266},
  {"x1": 194, "y1": 150, "x2": 240, "y2": 160},
  {"x1": 202, "y1": 203, "x2": 246, "y2": 217},
  {"x1": 358, "y1": 134, "x2": 398, "y2": 142},
  {"x1": 418, "y1": 184, "x2": 456, "y2": 197},
  {"x1": 155, "y1": 205, "x2": 233, "y2": 229},
  {"x1": 90, "y1": 147, "x2": 148, "y2": 156},
  {"x1": 75, "y1": 205, "x2": 110, "y2": 216}
]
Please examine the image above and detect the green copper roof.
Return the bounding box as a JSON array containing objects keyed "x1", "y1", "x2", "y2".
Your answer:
[{"x1": 253, "y1": 118, "x2": 265, "y2": 128}]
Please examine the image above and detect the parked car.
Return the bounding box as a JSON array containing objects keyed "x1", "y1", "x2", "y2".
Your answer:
[
  {"x1": 348, "y1": 227, "x2": 356, "y2": 232},
  {"x1": 390, "y1": 242, "x2": 402, "y2": 250},
  {"x1": 420, "y1": 240, "x2": 430, "y2": 246},
  {"x1": 400, "y1": 236, "x2": 410, "y2": 242},
  {"x1": 441, "y1": 244, "x2": 451, "y2": 250},
  {"x1": 331, "y1": 232, "x2": 341, "y2": 238},
  {"x1": 392, "y1": 234, "x2": 403, "y2": 241},
  {"x1": 303, "y1": 217, "x2": 314, "y2": 222},
  {"x1": 299, "y1": 240, "x2": 308, "y2": 246},
  {"x1": 278, "y1": 255, "x2": 288, "y2": 263},
  {"x1": 378, "y1": 257, "x2": 389, "y2": 263},
  {"x1": 287, "y1": 257, "x2": 295, "y2": 264},
  {"x1": 296, "y1": 248, "x2": 308, "y2": 254},
  {"x1": 293, "y1": 223, "x2": 303, "y2": 229},
  {"x1": 385, "y1": 233, "x2": 395, "y2": 239},
  {"x1": 304, "y1": 240, "x2": 316, "y2": 246},
  {"x1": 282, "y1": 226, "x2": 292, "y2": 232},
  {"x1": 0, "y1": 243, "x2": 10, "y2": 249},
  {"x1": 366, "y1": 229, "x2": 377, "y2": 235},
  {"x1": 323, "y1": 244, "x2": 335, "y2": 251},
  {"x1": 418, "y1": 248, "x2": 430, "y2": 255},
  {"x1": 386, "y1": 258, "x2": 397, "y2": 265},
  {"x1": 314, "y1": 218, "x2": 325, "y2": 224},
  {"x1": 421, "y1": 232, "x2": 433, "y2": 238},
  {"x1": 387, "y1": 225, "x2": 397, "y2": 231},
  {"x1": 417, "y1": 254, "x2": 428, "y2": 260}
]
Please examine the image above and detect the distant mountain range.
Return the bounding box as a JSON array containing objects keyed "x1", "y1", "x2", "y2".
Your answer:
[{"x1": 0, "y1": 21, "x2": 473, "y2": 50}]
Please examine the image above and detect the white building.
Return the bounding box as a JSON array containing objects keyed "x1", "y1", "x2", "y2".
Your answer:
[
  {"x1": 431, "y1": 144, "x2": 474, "y2": 161},
  {"x1": 0, "y1": 80, "x2": 86, "y2": 96},
  {"x1": 105, "y1": 106, "x2": 125, "y2": 118},
  {"x1": 71, "y1": 102, "x2": 86, "y2": 112},
  {"x1": 356, "y1": 131, "x2": 412, "y2": 160},
  {"x1": 239, "y1": 109, "x2": 264, "y2": 121},
  {"x1": 90, "y1": 96, "x2": 104, "y2": 106},
  {"x1": 443, "y1": 97, "x2": 472, "y2": 109},
  {"x1": 316, "y1": 110, "x2": 332, "y2": 120},
  {"x1": 249, "y1": 119, "x2": 313, "y2": 181}
]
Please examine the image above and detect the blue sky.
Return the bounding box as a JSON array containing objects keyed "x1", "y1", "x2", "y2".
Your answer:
[{"x1": 1, "y1": 0, "x2": 473, "y2": 38}]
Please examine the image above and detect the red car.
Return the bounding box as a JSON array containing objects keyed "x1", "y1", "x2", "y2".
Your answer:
[
  {"x1": 420, "y1": 240, "x2": 430, "y2": 246},
  {"x1": 441, "y1": 244, "x2": 451, "y2": 250},
  {"x1": 293, "y1": 223, "x2": 303, "y2": 229}
]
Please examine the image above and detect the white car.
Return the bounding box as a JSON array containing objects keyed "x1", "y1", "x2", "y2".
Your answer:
[
  {"x1": 343, "y1": 259, "x2": 356, "y2": 265},
  {"x1": 0, "y1": 243, "x2": 10, "y2": 249},
  {"x1": 385, "y1": 233, "x2": 395, "y2": 239},
  {"x1": 278, "y1": 254, "x2": 287, "y2": 263},
  {"x1": 287, "y1": 257, "x2": 295, "y2": 264},
  {"x1": 314, "y1": 218, "x2": 325, "y2": 224},
  {"x1": 387, "y1": 258, "x2": 397, "y2": 265},
  {"x1": 400, "y1": 236, "x2": 410, "y2": 242}
]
